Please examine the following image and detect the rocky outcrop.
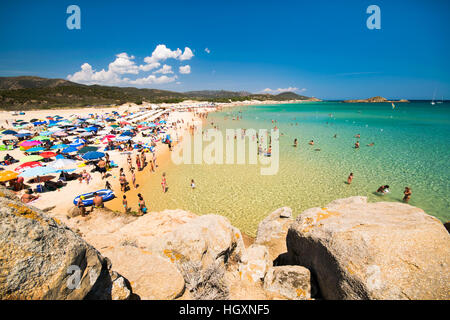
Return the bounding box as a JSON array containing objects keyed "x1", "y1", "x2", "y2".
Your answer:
[
  {"x1": 264, "y1": 266, "x2": 311, "y2": 300},
  {"x1": 238, "y1": 245, "x2": 272, "y2": 283},
  {"x1": 255, "y1": 207, "x2": 293, "y2": 261},
  {"x1": 286, "y1": 196, "x2": 450, "y2": 300},
  {"x1": 0, "y1": 187, "x2": 132, "y2": 300}
]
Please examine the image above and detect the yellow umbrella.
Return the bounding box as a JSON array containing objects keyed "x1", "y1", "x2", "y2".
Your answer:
[{"x1": 0, "y1": 170, "x2": 19, "y2": 182}]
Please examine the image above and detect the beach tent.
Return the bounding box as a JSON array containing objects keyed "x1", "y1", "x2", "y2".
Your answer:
[
  {"x1": 0, "y1": 170, "x2": 19, "y2": 182},
  {"x1": 19, "y1": 155, "x2": 44, "y2": 163},
  {"x1": 14, "y1": 161, "x2": 43, "y2": 173},
  {"x1": 82, "y1": 151, "x2": 105, "y2": 160}
]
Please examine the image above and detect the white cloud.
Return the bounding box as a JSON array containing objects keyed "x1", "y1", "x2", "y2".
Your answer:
[
  {"x1": 108, "y1": 53, "x2": 139, "y2": 75},
  {"x1": 67, "y1": 44, "x2": 194, "y2": 87},
  {"x1": 179, "y1": 47, "x2": 194, "y2": 60},
  {"x1": 179, "y1": 65, "x2": 191, "y2": 74},
  {"x1": 262, "y1": 87, "x2": 305, "y2": 94},
  {"x1": 129, "y1": 75, "x2": 177, "y2": 85},
  {"x1": 205, "y1": 48, "x2": 210, "y2": 54},
  {"x1": 153, "y1": 64, "x2": 174, "y2": 74}
]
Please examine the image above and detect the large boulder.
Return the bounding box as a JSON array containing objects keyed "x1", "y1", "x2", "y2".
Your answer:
[
  {"x1": 286, "y1": 196, "x2": 450, "y2": 300},
  {"x1": 150, "y1": 214, "x2": 245, "y2": 271},
  {"x1": 0, "y1": 187, "x2": 132, "y2": 300},
  {"x1": 255, "y1": 207, "x2": 293, "y2": 261},
  {"x1": 238, "y1": 244, "x2": 272, "y2": 283},
  {"x1": 264, "y1": 266, "x2": 311, "y2": 300}
]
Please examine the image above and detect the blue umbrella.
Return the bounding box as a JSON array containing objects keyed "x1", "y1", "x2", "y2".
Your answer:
[
  {"x1": 39, "y1": 131, "x2": 53, "y2": 136},
  {"x1": 85, "y1": 126, "x2": 98, "y2": 132},
  {"x1": 26, "y1": 146, "x2": 45, "y2": 153},
  {"x1": 82, "y1": 151, "x2": 105, "y2": 160},
  {"x1": 120, "y1": 131, "x2": 134, "y2": 136},
  {"x1": 51, "y1": 144, "x2": 68, "y2": 149},
  {"x1": 55, "y1": 154, "x2": 66, "y2": 159},
  {"x1": 33, "y1": 121, "x2": 47, "y2": 126},
  {"x1": 15, "y1": 133, "x2": 32, "y2": 138},
  {"x1": 62, "y1": 146, "x2": 78, "y2": 153},
  {"x1": 2, "y1": 130, "x2": 17, "y2": 134},
  {"x1": 115, "y1": 136, "x2": 132, "y2": 142}
]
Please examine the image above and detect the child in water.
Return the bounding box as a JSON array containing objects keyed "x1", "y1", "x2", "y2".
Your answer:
[
  {"x1": 347, "y1": 173, "x2": 353, "y2": 184},
  {"x1": 403, "y1": 187, "x2": 412, "y2": 203}
]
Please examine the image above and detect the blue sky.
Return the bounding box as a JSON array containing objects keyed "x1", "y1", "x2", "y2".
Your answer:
[{"x1": 0, "y1": 0, "x2": 449, "y2": 99}]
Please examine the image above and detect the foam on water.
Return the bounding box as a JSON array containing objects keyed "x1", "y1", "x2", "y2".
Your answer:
[{"x1": 140, "y1": 101, "x2": 450, "y2": 236}]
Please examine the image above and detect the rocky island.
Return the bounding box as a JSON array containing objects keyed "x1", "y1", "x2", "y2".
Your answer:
[{"x1": 343, "y1": 96, "x2": 410, "y2": 103}]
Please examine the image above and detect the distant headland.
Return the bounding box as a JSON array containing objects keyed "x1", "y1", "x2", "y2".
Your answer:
[{"x1": 342, "y1": 96, "x2": 409, "y2": 103}]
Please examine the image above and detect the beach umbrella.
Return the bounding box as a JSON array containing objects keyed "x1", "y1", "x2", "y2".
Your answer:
[
  {"x1": 18, "y1": 129, "x2": 31, "y2": 134},
  {"x1": 39, "y1": 131, "x2": 53, "y2": 136},
  {"x1": 51, "y1": 144, "x2": 68, "y2": 149},
  {"x1": 15, "y1": 133, "x2": 32, "y2": 138},
  {"x1": 2, "y1": 130, "x2": 18, "y2": 135},
  {"x1": 19, "y1": 166, "x2": 58, "y2": 178},
  {"x1": 0, "y1": 170, "x2": 19, "y2": 182},
  {"x1": 62, "y1": 146, "x2": 79, "y2": 153},
  {"x1": 85, "y1": 126, "x2": 98, "y2": 132},
  {"x1": 120, "y1": 131, "x2": 134, "y2": 136},
  {"x1": 2, "y1": 134, "x2": 18, "y2": 140},
  {"x1": 33, "y1": 121, "x2": 47, "y2": 126},
  {"x1": 48, "y1": 158, "x2": 77, "y2": 169},
  {"x1": 39, "y1": 151, "x2": 57, "y2": 159},
  {"x1": 81, "y1": 151, "x2": 105, "y2": 160},
  {"x1": 14, "y1": 161, "x2": 43, "y2": 173},
  {"x1": 78, "y1": 146, "x2": 98, "y2": 153},
  {"x1": 52, "y1": 131, "x2": 68, "y2": 137},
  {"x1": 19, "y1": 155, "x2": 44, "y2": 163},
  {"x1": 26, "y1": 146, "x2": 45, "y2": 153},
  {"x1": 55, "y1": 154, "x2": 66, "y2": 160},
  {"x1": 115, "y1": 136, "x2": 132, "y2": 142},
  {"x1": 19, "y1": 140, "x2": 42, "y2": 147},
  {"x1": 70, "y1": 139, "x2": 86, "y2": 147},
  {"x1": 34, "y1": 136, "x2": 51, "y2": 141},
  {"x1": 79, "y1": 132, "x2": 94, "y2": 137}
]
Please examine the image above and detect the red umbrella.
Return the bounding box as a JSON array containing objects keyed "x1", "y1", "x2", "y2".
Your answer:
[
  {"x1": 14, "y1": 161, "x2": 43, "y2": 173},
  {"x1": 40, "y1": 151, "x2": 57, "y2": 158}
]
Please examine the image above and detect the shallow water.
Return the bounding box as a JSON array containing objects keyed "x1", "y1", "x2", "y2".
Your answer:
[{"x1": 139, "y1": 102, "x2": 450, "y2": 236}]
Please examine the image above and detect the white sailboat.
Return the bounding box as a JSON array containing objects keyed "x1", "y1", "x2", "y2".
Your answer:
[
  {"x1": 437, "y1": 96, "x2": 443, "y2": 104},
  {"x1": 431, "y1": 89, "x2": 436, "y2": 105}
]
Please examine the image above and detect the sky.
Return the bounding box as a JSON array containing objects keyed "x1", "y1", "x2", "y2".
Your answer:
[{"x1": 0, "y1": 0, "x2": 449, "y2": 100}]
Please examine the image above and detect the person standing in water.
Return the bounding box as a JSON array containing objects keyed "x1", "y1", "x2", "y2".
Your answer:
[
  {"x1": 294, "y1": 138, "x2": 298, "y2": 147},
  {"x1": 355, "y1": 141, "x2": 360, "y2": 149},
  {"x1": 403, "y1": 187, "x2": 412, "y2": 203},
  {"x1": 347, "y1": 173, "x2": 353, "y2": 184}
]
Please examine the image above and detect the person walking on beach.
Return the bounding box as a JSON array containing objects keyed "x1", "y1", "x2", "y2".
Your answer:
[
  {"x1": 347, "y1": 173, "x2": 353, "y2": 184},
  {"x1": 191, "y1": 179, "x2": 195, "y2": 189},
  {"x1": 119, "y1": 174, "x2": 127, "y2": 192},
  {"x1": 140, "y1": 151, "x2": 146, "y2": 168},
  {"x1": 403, "y1": 187, "x2": 412, "y2": 203},
  {"x1": 131, "y1": 169, "x2": 136, "y2": 189},
  {"x1": 136, "y1": 155, "x2": 141, "y2": 171},
  {"x1": 127, "y1": 154, "x2": 133, "y2": 171},
  {"x1": 161, "y1": 172, "x2": 167, "y2": 193},
  {"x1": 98, "y1": 158, "x2": 107, "y2": 179},
  {"x1": 137, "y1": 193, "x2": 147, "y2": 215},
  {"x1": 122, "y1": 195, "x2": 128, "y2": 213},
  {"x1": 149, "y1": 158, "x2": 155, "y2": 172}
]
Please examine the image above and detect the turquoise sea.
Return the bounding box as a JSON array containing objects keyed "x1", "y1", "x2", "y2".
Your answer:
[{"x1": 142, "y1": 101, "x2": 450, "y2": 236}]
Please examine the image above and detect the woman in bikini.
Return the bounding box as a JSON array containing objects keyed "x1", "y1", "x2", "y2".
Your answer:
[{"x1": 161, "y1": 172, "x2": 167, "y2": 193}]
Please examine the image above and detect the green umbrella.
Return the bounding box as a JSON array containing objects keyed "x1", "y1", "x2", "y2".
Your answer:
[
  {"x1": 19, "y1": 155, "x2": 44, "y2": 163},
  {"x1": 34, "y1": 136, "x2": 51, "y2": 141}
]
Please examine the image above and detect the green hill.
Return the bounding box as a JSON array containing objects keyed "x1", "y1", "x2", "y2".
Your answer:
[{"x1": 0, "y1": 76, "x2": 317, "y2": 110}]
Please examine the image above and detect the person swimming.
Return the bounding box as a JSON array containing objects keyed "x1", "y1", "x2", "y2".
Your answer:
[
  {"x1": 309, "y1": 140, "x2": 314, "y2": 145},
  {"x1": 367, "y1": 142, "x2": 375, "y2": 147},
  {"x1": 377, "y1": 185, "x2": 390, "y2": 195}
]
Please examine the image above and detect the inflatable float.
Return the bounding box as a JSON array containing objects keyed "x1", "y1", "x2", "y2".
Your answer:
[{"x1": 73, "y1": 189, "x2": 115, "y2": 206}]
